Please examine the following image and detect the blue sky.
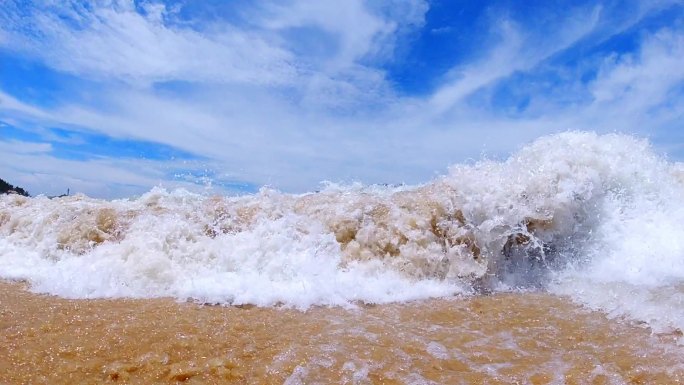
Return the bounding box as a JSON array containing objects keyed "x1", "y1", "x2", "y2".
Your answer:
[{"x1": 1, "y1": 0, "x2": 683, "y2": 198}]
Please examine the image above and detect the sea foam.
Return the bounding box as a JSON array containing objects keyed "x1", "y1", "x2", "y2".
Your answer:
[{"x1": 1, "y1": 132, "x2": 682, "y2": 332}]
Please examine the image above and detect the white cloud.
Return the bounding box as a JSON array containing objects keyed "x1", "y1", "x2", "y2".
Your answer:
[
  {"x1": 428, "y1": 21, "x2": 525, "y2": 114},
  {"x1": 591, "y1": 29, "x2": 684, "y2": 106},
  {"x1": 259, "y1": 0, "x2": 427, "y2": 68},
  {"x1": 0, "y1": 91, "x2": 52, "y2": 119},
  {"x1": 539, "y1": 26, "x2": 684, "y2": 139},
  {"x1": 262, "y1": 1, "x2": 385, "y2": 66},
  {"x1": 0, "y1": 140, "x2": 52, "y2": 154},
  {"x1": 0, "y1": 1, "x2": 295, "y2": 85},
  {"x1": 429, "y1": 5, "x2": 602, "y2": 115}
]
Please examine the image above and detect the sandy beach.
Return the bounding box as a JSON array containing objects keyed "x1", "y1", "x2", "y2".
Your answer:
[{"x1": 1, "y1": 281, "x2": 682, "y2": 384}]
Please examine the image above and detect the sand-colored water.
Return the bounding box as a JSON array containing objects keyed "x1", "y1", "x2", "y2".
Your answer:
[{"x1": 1, "y1": 281, "x2": 682, "y2": 385}]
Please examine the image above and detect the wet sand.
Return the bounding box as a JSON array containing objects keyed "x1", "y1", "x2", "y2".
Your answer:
[{"x1": 1, "y1": 281, "x2": 682, "y2": 384}]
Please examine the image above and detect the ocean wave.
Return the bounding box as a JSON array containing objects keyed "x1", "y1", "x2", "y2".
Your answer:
[{"x1": 1, "y1": 132, "x2": 682, "y2": 332}]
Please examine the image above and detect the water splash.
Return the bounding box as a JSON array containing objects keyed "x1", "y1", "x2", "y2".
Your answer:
[{"x1": 1, "y1": 132, "x2": 682, "y2": 332}]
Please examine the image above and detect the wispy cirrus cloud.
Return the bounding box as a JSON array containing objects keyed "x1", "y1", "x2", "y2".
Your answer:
[{"x1": 0, "y1": 0, "x2": 296, "y2": 85}]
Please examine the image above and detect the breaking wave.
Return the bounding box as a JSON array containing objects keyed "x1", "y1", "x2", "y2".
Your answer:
[{"x1": 1, "y1": 132, "x2": 683, "y2": 333}]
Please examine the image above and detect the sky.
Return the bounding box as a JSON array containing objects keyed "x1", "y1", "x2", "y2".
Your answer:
[{"x1": 1, "y1": 0, "x2": 683, "y2": 198}]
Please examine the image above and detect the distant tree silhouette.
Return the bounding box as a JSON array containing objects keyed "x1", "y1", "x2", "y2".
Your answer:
[{"x1": 0, "y1": 178, "x2": 30, "y2": 196}]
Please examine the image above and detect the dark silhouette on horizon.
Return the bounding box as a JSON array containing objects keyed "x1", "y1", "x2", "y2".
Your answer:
[{"x1": 0, "y1": 177, "x2": 30, "y2": 197}]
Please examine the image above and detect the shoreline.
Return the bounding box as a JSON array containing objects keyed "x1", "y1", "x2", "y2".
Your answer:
[{"x1": 1, "y1": 280, "x2": 683, "y2": 384}]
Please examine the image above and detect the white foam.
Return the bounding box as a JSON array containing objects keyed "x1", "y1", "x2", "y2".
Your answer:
[
  {"x1": 426, "y1": 341, "x2": 450, "y2": 359},
  {"x1": 551, "y1": 180, "x2": 684, "y2": 333},
  {"x1": 0, "y1": 190, "x2": 461, "y2": 309}
]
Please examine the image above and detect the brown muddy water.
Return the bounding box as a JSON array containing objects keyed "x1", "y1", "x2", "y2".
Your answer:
[{"x1": 1, "y1": 281, "x2": 682, "y2": 385}]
